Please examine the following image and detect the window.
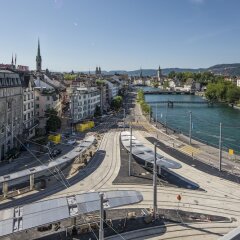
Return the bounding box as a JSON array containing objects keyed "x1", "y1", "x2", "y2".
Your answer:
[
  {"x1": 36, "y1": 104, "x2": 39, "y2": 109},
  {"x1": 28, "y1": 112, "x2": 30, "y2": 119},
  {"x1": 36, "y1": 96, "x2": 39, "y2": 101},
  {"x1": 31, "y1": 102, "x2": 33, "y2": 107},
  {"x1": 24, "y1": 115, "x2": 26, "y2": 120},
  {"x1": 24, "y1": 95, "x2": 26, "y2": 101},
  {"x1": 28, "y1": 103, "x2": 30, "y2": 109},
  {"x1": 47, "y1": 96, "x2": 50, "y2": 101},
  {"x1": 7, "y1": 102, "x2": 11, "y2": 110},
  {"x1": 28, "y1": 94, "x2": 30, "y2": 100},
  {"x1": 24, "y1": 105, "x2": 26, "y2": 111},
  {"x1": 31, "y1": 93, "x2": 34, "y2": 99},
  {"x1": 32, "y1": 111, "x2": 34, "y2": 116}
]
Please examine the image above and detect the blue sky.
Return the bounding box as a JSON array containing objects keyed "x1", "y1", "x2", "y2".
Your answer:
[{"x1": 0, "y1": 0, "x2": 240, "y2": 71}]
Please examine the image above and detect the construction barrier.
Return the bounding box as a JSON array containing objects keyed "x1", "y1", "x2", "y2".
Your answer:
[
  {"x1": 48, "y1": 134, "x2": 61, "y2": 144},
  {"x1": 76, "y1": 121, "x2": 95, "y2": 132}
]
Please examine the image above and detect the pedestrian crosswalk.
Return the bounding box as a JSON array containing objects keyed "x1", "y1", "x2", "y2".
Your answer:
[{"x1": 178, "y1": 145, "x2": 200, "y2": 156}]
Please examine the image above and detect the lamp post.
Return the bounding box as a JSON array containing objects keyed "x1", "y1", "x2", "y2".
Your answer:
[
  {"x1": 153, "y1": 142, "x2": 158, "y2": 220},
  {"x1": 99, "y1": 193, "x2": 104, "y2": 240},
  {"x1": 129, "y1": 126, "x2": 132, "y2": 176},
  {"x1": 219, "y1": 122, "x2": 222, "y2": 172},
  {"x1": 189, "y1": 111, "x2": 192, "y2": 145}
]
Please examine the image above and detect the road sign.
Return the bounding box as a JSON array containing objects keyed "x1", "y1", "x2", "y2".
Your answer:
[{"x1": 177, "y1": 194, "x2": 182, "y2": 201}]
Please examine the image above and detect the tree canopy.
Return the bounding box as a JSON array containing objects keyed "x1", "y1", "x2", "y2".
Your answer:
[
  {"x1": 205, "y1": 81, "x2": 240, "y2": 104},
  {"x1": 168, "y1": 71, "x2": 224, "y2": 85},
  {"x1": 45, "y1": 109, "x2": 62, "y2": 133},
  {"x1": 111, "y1": 96, "x2": 123, "y2": 110}
]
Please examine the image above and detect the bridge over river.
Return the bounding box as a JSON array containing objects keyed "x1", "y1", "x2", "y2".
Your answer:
[{"x1": 147, "y1": 100, "x2": 211, "y2": 107}]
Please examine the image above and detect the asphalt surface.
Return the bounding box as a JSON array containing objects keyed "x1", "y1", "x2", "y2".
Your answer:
[
  {"x1": 146, "y1": 136, "x2": 240, "y2": 184},
  {"x1": 26, "y1": 208, "x2": 231, "y2": 240}
]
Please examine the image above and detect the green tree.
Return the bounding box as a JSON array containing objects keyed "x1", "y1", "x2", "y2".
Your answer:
[
  {"x1": 94, "y1": 105, "x2": 102, "y2": 117},
  {"x1": 111, "y1": 96, "x2": 123, "y2": 110},
  {"x1": 163, "y1": 81, "x2": 169, "y2": 89},
  {"x1": 168, "y1": 71, "x2": 176, "y2": 79},
  {"x1": 45, "y1": 109, "x2": 61, "y2": 133},
  {"x1": 226, "y1": 86, "x2": 240, "y2": 103},
  {"x1": 205, "y1": 83, "x2": 218, "y2": 101}
]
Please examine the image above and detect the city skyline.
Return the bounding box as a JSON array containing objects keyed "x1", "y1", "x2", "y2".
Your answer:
[{"x1": 1, "y1": 0, "x2": 240, "y2": 71}]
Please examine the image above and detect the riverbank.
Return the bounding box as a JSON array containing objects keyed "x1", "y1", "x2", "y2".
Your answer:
[{"x1": 134, "y1": 100, "x2": 240, "y2": 177}]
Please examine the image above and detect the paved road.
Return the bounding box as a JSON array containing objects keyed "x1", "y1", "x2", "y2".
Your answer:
[{"x1": 1, "y1": 91, "x2": 240, "y2": 239}]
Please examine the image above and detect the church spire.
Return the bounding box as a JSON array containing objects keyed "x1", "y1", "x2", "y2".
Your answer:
[
  {"x1": 36, "y1": 38, "x2": 42, "y2": 72},
  {"x1": 11, "y1": 53, "x2": 14, "y2": 65}
]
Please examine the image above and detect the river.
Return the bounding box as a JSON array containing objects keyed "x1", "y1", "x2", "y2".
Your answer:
[{"x1": 141, "y1": 87, "x2": 240, "y2": 154}]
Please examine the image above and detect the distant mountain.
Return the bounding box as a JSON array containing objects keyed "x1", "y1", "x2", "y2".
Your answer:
[
  {"x1": 208, "y1": 63, "x2": 240, "y2": 76},
  {"x1": 80, "y1": 63, "x2": 240, "y2": 77},
  {"x1": 110, "y1": 68, "x2": 205, "y2": 77}
]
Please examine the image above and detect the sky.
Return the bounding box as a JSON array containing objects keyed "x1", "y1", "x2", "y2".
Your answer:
[{"x1": 1, "y1": 0, "x2": 240, "y2": 71}]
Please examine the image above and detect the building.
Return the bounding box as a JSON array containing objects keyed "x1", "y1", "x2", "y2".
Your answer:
[
  {"x1": 21, "y1": 73, "x2": 37, "y2": 139},
  {"x1": 70, "y1": 87, "x2": 100, "y2": 123},
  {"x1": 95, "y1": 66, "x2": 102, "y2": 76},
  {"x1": 34, "y1": 77, "x2": 62, "y2": 132},
  {"x1": 36, "y1": 39, "x2": 42, "y2": 72},
  {"x1": 0, "y1": 70, "x2": 23, "y2": 161},
  {"x1": 105, "y1": 79, "x2": 120, "y2": 103},
  {"x1": 237, "y1": 79, "x2": 240, "y2": 87},
  {"x1": 157, "y1": 66, "x2": 163, "y2": 85}
]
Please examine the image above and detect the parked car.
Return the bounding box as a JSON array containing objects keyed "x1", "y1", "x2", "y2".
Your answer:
[
  {"x1": 67, "y1": 139, "x2": 76, "y2": 145},
  {"x1": 50, "y1": 148, "x2": 62, "y2": 158}
]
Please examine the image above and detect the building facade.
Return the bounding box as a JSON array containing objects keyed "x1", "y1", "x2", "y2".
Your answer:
[
  {"x1": 34, "y1": 77, "x2": 62, "y2": 131},
  {"x1": 71, "y1": 87, "x2": 100, "y2": 123},
  {"x1": 21, "y1": 73, "x2": 37, "y2": 139},
  {"x1": 0, "y1": 70, "x2": 23, "y2": 161}
]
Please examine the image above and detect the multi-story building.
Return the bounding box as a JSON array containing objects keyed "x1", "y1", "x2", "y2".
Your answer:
[
  {"x1": 0, "y1": 70, "x2": 23, "y2": 161},
  {"x1": 70, "y1": 87, "x2": 100, "y2": 123},
  {"x1": 21, "y1": 74, "x2": 37, "y2": 139},
  {"x1": 34, "y1": 77, "x2": 62, "y2": 132},
  {"x1": 105, "y1": 79, "x2": 120, "y2": 103}
]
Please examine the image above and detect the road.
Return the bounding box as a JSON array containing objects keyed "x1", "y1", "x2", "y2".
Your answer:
[{"x1": 1, "y1": 91, "x2": 240, "y2": 239}]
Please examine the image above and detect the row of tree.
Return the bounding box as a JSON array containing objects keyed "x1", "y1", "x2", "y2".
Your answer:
[
  {"x1": 168, "y1": 71, "x2": 224, "y2": 85},
  {"x1": 205, "y1": 81, "x2": 240, "y2": 104},
  {"x1": 137, "y1": 89, "x2": 151, "y2": 114}
]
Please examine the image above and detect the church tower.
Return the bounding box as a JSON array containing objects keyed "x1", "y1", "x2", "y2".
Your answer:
[
  {"x1": 36, "y1": 39, "x2": 42, "y2": 72},
  {"x1": 157, "y1": 65, "x2": 162, "y2": 84}
]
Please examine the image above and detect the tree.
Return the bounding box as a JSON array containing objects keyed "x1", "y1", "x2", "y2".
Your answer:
[
  {"x1": 168, "y1": 71, "x2": 176, "y2": 79},
  {"x1": 226, "y1": 86, "x2": 240, "y2": 103},
  {"x1": 163, "y1": 81, "x2": 169, "y2": 89},
  {"x1": 45, "y1": 109, "x2": 61, "y2": 133},
  {"x1": 205, "y1": 83, "x2": 218, "y2": 101},
  {"x1": 111, "y1": 96, "x2": 123, "y2": 110},
  {"x1": 94, "y1": 105, "x2": 102, "y2": 117}
]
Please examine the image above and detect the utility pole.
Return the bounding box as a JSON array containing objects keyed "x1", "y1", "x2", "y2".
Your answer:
[
  {"x1": 219, "y1": 122, "x2": 222, "y2": 172},
  {"x1": 129, "y1": 126, "x2": 132, "y2": 176},
  {"x1": 189, "y1": 111, "x2": 192, "y2": 145},
  {"x1": 165, "y1": 103, "x2": 168, "y2": 134},
  {"x1": 123, "y1": 108, "x2": 126, "y2": 131},
  {"x1": 71, "y1": 92, "x2": 75, "y2": 135},
  {"x1": 155, "y1": 103, "x2": 158, "y2": 124},
  {"x1": 153, "y1": 142, "x2": 157, "y2": 220},
  {"x1": 99, "y1": 193, "x2": 104, "y2": 240}
]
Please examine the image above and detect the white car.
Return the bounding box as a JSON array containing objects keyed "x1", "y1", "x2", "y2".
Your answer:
[{"x1": 67, "y1": 139, "x2": 76, "y2": 145}]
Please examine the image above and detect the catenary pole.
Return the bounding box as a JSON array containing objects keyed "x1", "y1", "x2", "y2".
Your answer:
[
  {"x1": 99, "y1": 193, "x2": 104, "y2": 240},
  {"x1": 219, "y1": 122, "x2": 222, "y2": 172},
  {"x1": 129, "y1": 126, "x2": 132, "y2": 176},
  {"x1": 153, "y1": 142, "x2": 158, "y2": 220},
  {"x1": 189, "y1": 111, "x2": 192, "y2": 145}
]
